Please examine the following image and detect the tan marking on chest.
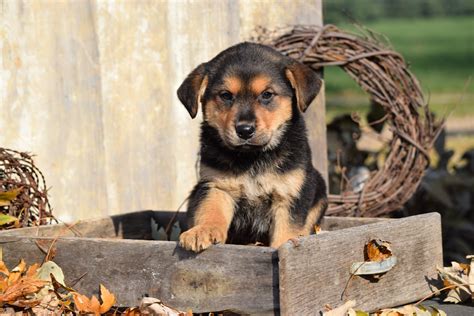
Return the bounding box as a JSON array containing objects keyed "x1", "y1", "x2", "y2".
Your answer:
[{"x1": 201, "y1": 165, "x2": 305, "y2": 202}]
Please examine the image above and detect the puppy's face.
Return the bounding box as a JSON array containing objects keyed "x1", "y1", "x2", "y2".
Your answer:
[{"x1": 177, "y1": 43, "x2": 321, "y2": 151}]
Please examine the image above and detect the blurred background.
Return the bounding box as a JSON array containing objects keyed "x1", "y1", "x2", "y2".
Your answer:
[{"x1": 323, "y1": 0, "x2": 473, "y2": 263}]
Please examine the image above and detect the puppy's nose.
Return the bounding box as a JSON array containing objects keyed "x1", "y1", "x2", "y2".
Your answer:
[{"x1": 235, "y1": 123, "x2": 255, "y2": 140}]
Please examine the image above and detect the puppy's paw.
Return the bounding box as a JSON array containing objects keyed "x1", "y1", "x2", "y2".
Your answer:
[{"x1": 179, "y1": 225, "x2": 226, "y2": 252}]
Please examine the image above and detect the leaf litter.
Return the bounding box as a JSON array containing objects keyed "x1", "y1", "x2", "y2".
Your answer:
[{"x1": 0, "y1": 250, "x2": 190, "y2": 315}]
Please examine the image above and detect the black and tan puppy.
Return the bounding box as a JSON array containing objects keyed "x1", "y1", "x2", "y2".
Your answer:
[{"x1": 177, "y1": 42, "x2": 327, "y2": 252}]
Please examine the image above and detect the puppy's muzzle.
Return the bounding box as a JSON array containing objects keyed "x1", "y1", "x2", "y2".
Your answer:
[{"x1": 235, "y1": 123, "x2": 256, "y2": 140}]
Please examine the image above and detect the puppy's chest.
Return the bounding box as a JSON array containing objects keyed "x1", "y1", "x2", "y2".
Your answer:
[{"x1": 211, "y1": 168, "x2": 305, "y2": 205}]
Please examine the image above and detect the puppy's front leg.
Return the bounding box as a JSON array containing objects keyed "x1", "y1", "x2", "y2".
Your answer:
[
  {"x1": 270, "y1": 202, "x2": 300, "y2": 249},
  {"x1": 179, "y1": 182, "x2": 234, "y2": 252}
]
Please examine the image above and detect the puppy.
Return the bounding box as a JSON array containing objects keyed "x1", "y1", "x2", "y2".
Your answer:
[{"x1": 177, "y1": 42, "x2": 327, "y2": 252}]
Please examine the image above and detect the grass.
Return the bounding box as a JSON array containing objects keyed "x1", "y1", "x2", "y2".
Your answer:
[{"x1": 325, "y1": 16, "x2": 474, "y2": 119}]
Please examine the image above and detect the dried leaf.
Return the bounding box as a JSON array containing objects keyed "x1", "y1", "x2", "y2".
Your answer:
[
  {"x1": 25, "y1": 263, "x2": 39, "y2": 278},
  {"x1": 0, "y1": 214, "x2": 19, "y2": 227},
  {"x1": 72, "y1": 285, "x2": 116, "y2": 315},
  {"x1": 0, "y1": 277, "x2": 48, "y2": 303},
  {"x1": 89, "y1": 295, "x2": 101, "y2": 315},
  {"x1": 99, "y1": 284, "x2": 116, "y2": 314},
  {"x1": 7, "y1": 259, "x2": 26, "y2": 285},
  {"x1": 437, "y1": 260, "x2": 472, "y2": 304},
  {"x1": 376, "y1": 304, "x2": 440, "y2": 316},
  {"x1": 31, "y1": 293, "x2": 61, "y2": 315},
  {"x1": 72, "y1": 292, "x2": 94, "y2": 314},
  {"x1": 0, "y1": 188, "x2": 22, "y2": 207},
  {"x1": 0, "y1": 261, "x2": 9, "y2": 277},
  {"x1": 365, "y1": 239, "x2": 392, "y2": 262},
  {"x1": 123, "y1": 307, "x2": 141, "y2": 316},
  {"x1": 36, "y1": 261, "x2": 65, "y2": 286},
  {"x1": 139, "y1": 297, "x2": 188, "y2": 316},
  {"x1": 323, "y1": 300, "x2": 357, "y2": 316}
]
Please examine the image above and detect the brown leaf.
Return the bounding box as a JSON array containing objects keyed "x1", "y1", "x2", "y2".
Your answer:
[
  {"x1": 7, "y1": 259, "x2": 26, "y2": 285},
  {"x1": 0, "y1": 261, "x2": 9, "y2": 277},
  {"x1": 0, "y1": 278, "x2": 8, "y2": 293},
  {"x1": 365, "y1": 239, "x2": 392, "y2": 262},
  {"x1": 72, "y1": 287, "x2": 114, "y2": 316},
  {"x1": 89, "y1": 295, "x2": 101, "y2": 315},
  {"x1": 0, "y1": 277, "x2": 48, "y2": 303},
  {"x1": 123, "y1": 307, "x2": 141, "y2": 316},
  {"x1": 25, "y1": 263, "x2": 39, "y2": 278},
  {"x1": 99, "y1": 284, "x2": 116, "y2": 314},
  {"x1": 72, "y1": 292, "x2": 92, "y2": 313}
]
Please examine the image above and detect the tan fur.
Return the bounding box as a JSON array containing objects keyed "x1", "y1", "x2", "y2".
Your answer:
[
  {"x1": 304, "y1": 199, "x2": 326, "y2": 233},
  {"x1": 179, "y1": 187, "x2": 234, "y2": 252},
  {"x1": 224, "y1": 76, "x2": 242, "y2": 95},
  {"x1": 250, "y1": 75, "x2": 271, "y2": 95},
  {"x1": 197, "y1": 76, "x2": 208, "y2": 106},
  {"x1": 200, "y1": 165, "x2": 304, "y2": 202},
  {"x1": 200, "y1": 165, "x2": 307, "y2": 248},
  {"x1": 204, "y1": 100, "x2": 239, "y2": 137},
  {"x1": 255, "y1": 96, "x2": 292, "y2": 131}
]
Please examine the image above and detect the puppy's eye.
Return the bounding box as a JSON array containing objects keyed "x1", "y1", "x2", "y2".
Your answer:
[
  {"x1": 219, "y1": 91, "x2": 234, "y2": 102},
  {"x1": 260, "y1": 91, "x2": 274, "y2": 101}
]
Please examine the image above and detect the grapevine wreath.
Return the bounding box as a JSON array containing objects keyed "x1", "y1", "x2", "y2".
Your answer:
[
  {"x1": 254, "y1": 25, "x2": 443, "y2": 217},
  {"x1": 0, "y1": 148, "x2": 53, "y2": 227}
]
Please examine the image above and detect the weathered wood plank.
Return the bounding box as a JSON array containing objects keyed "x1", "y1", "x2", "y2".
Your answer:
[
  {"x1": 321, "y1": 216, "x2": 390, "y2": 231},
  {"x1": 1, "y1": 238, "x2": 278, "y2": 314},
  {"x1": 0, "y1": 211, "x2": 155, "y2": 239},
  {"x1": 278, "y1": 213, "x2": 443, "y2": 314},
  {"x1": 0, "y1": 211, "x2": 387, "y2": 239}
]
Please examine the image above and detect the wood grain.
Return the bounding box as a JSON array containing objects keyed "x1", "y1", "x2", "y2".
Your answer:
[
  {"x1": 1, "y1": 238, "x2": 277, "y2": 314},
  {"x1": 278, "y1": 212, "x2": 443, "y2": 314},
  {"x1": 0, "y1": 211, "x2": 385, "y2": 239},
  {"x1": 0, "y1": 212, "x2": 441, "y2": 314}
]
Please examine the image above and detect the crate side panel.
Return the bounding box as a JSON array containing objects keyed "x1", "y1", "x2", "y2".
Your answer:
[
  {"x1": 1, "y1": 238, "x2": 277, "y2": 314},
  {"x1": 278, "y1": 213, "x2": 443, "y2": 314},
  {"x1": 0, "y1": 211, "x2": 155, "y2": 239}
]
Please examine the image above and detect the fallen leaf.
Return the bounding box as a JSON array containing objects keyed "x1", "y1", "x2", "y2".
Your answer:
[
  {"x1": 7, "y1": 259, "x2": 26, "y2": 285},
  {"x1": 323, "y1": 300, "x2": 357, "y2": 316},
  {"x1": 99, "y1": 284, "x2": 116, "y2": 314},
  {"x1": 72, "y1": 285, "x2": 116, "y2": 315},
  {"x1": 365, "y1": 239, "x2": 392, "y2": 262},
  {"x1": 139, "y1": 297, "x2": 188, "y2": 316},
  {"x1": 35, "y1": 261, "x2": 66, "y2": 300},
  {"x1": 89, "y1": 295, "x2": 101, "y2": 314},
  {"x1": 0, "y1": 215, "x2": 19, "y2": 227},
  {"x1": 0, "y1": 277, "x2": 48, "y2": 303},
  {"x1": 0, "y1": 188, "x2": 22, "y2": 207},
  {"x1": 25, "y1": 263, "x2": 39, "y2": 278},
  {"x1": 72, "y1": 292, "x2": 96, "y2": 314},
  {"x1": 437, "y1": 257, "x2": 473, "y2": 304},
  {"x1": 31, "y1": 293, "x2": 61, "y2": 315},
  {"x1": 123, "y1": 307, "x2": 141, "y2": 316},
  {"x1": 0, "y1": 261, "x2": 9, "y2": 277},
  {"x1": 36, "y1": 261, "x2": 65, "y2": 285}
]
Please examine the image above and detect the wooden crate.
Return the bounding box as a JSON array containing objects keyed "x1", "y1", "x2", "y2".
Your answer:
[{"x1": 0, "y1": 211, "x2": 442, "y2": 314}]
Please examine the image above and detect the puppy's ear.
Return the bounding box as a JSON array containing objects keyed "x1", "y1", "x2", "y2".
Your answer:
[
  {"x1": 177, "y1": 63, "x2": 208, "y2": 119},
  {"x1": 285, "y1": 62, "x2": 322, "y2": 112}
]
